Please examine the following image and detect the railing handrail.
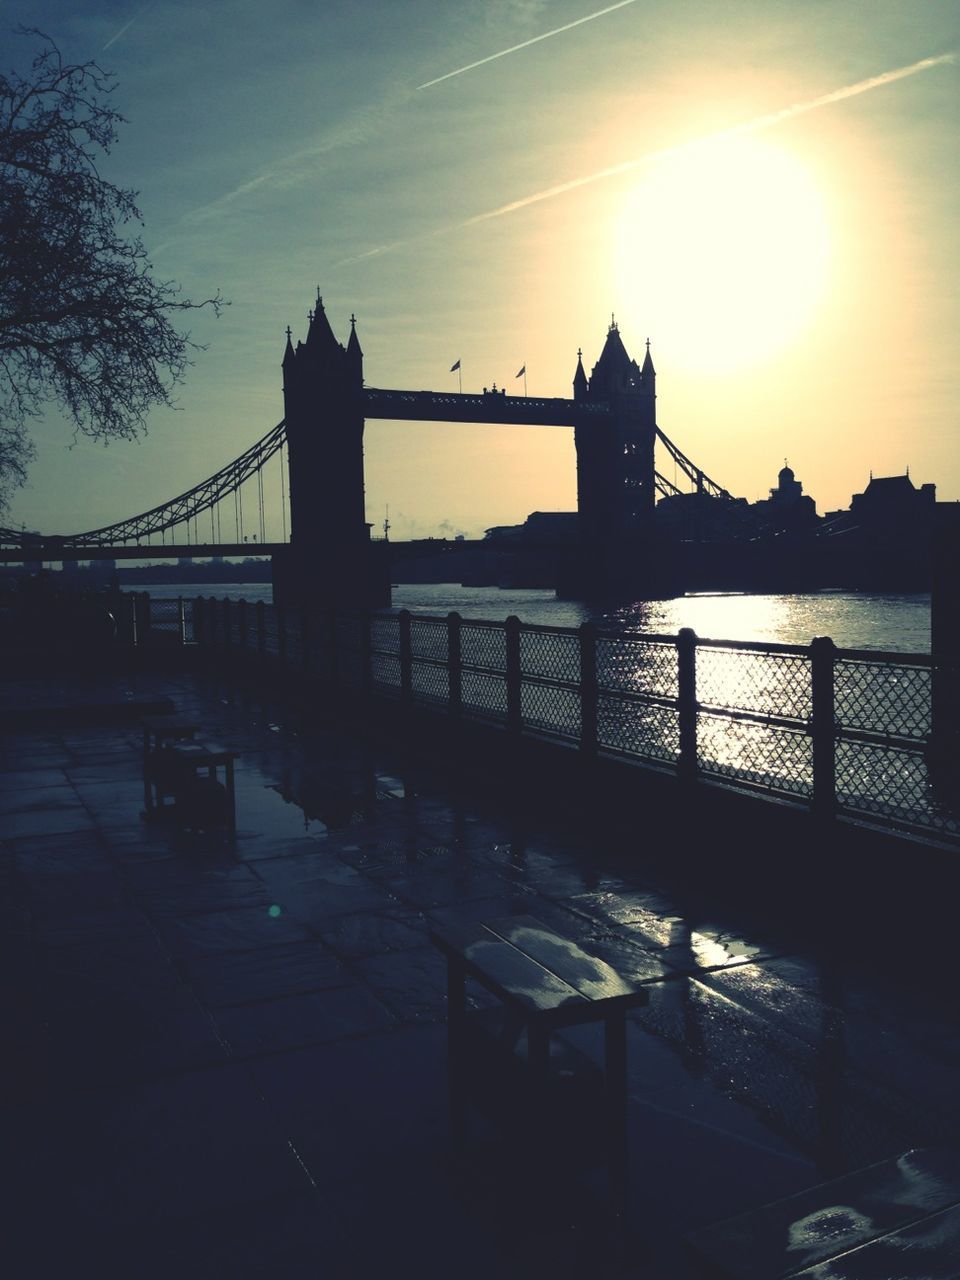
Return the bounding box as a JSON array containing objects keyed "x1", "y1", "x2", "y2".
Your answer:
[{"x1": 152, "y1": 593, "x2": 956, "y2": 847}]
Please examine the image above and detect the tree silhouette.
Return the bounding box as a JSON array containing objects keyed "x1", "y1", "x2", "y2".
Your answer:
[{"x1": 0, "y1": 29, "x2": 225, "y2": 508}]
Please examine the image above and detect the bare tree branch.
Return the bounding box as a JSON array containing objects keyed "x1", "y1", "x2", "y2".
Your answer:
[{"x1": 0, "y1": 28, "x2": 227, "y2": 510}]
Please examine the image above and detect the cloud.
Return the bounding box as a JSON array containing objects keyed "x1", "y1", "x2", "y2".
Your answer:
[{"x1": 417, "y1": 0, "x2": 641, "y2": 90}]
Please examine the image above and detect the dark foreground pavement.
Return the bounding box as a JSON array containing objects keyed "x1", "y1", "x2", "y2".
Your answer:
[{"x1": 3, "y1": 666, "x2": 959, "y2": 1278}]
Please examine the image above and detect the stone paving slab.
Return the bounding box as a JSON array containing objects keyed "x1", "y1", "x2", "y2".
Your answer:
[
  {"x1": 312, "y1": 905, "x2": 431, "y2": 958},
  {"x1": 4, "y1": 667, "x2": 960, "y2": 1277},
  {"x1": 7, "y1": 1062, "x2": 311, "y2": 1231},
  {"x1": 183, "y1": 940, "x2": 349, "y2": 1006},
  {"x1": 213, "y1": 983, "x2": 395, "y2": 1056},
  {"x1": 156, "y1": 903, "x2": 314, "y2": 958}
]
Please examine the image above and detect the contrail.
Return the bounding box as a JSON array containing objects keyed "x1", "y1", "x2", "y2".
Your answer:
[
  {"x1": 417, "y1": 0, "x2": 641, "y2": 90},
  {"x1": 103, "y1": 6, "x2": 150, "y2": 51},
  {"x1": 463, "y1": 51, "x2": 956, "y2": 225},
  {"x1": 337, "y1": 51, "x2": 953, "y2": 268}
]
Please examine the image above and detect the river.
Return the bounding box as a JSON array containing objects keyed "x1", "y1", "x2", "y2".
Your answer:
[{"x1": 132, "y1": 582, "x2": 931, "y2": 653}]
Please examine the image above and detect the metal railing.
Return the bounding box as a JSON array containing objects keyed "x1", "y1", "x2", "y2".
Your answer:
[{"x1": 178, "y1": 596, "x2": 959, "y2": 846}]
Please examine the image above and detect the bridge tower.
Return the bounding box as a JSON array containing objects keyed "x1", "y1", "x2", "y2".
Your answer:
[
  {"x1": 569, "y1": 320, "x2": 660, "y2": 594},
  {"x1": 275, "y1": 296, "x2": 388, "y2": 607}
]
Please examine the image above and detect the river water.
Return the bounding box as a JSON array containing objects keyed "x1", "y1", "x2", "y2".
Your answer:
[{"x1": 134, "y1": 582, "x2": 930, "y2": 653}]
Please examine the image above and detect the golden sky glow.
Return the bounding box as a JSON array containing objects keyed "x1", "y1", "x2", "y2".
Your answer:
[
  {"x1": 5, "y1": 1, "x2": 959, "y2": 541},
  {"x1": 615, "y1": 136, "x2": 831, "y2": 374}
]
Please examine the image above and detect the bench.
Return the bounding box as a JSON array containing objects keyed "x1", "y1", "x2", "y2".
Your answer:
[
  {"x1": 142, "y1": 713, "x2": 198, "y2": 813},
  {"x1": 430, "y1": 914, "x2": 649, "y2": 1219},
  {"x1": 687, "y1": 1145, "x2": 960, "y2": 1278},
  {"x1": 141, "y1": 716, "x2": 238, "y2": 837}
]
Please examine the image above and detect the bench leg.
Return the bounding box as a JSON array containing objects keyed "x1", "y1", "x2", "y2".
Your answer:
[
  {"x1": 143, "y1": 728, "x2": 152, "y2": 812},
  {"x1": 605, "y1": 1011, "x2": 629, "y2": 1222},
  {"x1": 527, "y1": 1023, "x2": 551, "y2": 1149},
  {"x1": 224, "y1": 760, "x2": 237, "y2": 839},
  {"x1": 447, "y1": 959, "x2": 468, "y2": 1149}
]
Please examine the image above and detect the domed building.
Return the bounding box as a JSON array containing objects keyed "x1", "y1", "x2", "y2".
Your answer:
[{"x1": 753, "y1": 462, "x2": 819, "y2": 532}]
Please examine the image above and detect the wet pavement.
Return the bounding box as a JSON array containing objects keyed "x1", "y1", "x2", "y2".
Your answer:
[{"x1": 3, "y1": 667, "x2": 960, "y2": 1277}]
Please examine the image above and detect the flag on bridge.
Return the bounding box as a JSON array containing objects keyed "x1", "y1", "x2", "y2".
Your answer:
[
  {"x1": 450, "y1": 359, "x2": 461, "y2": 372},
  {"x1": 515, "y1": 366, "x2": 525, "y2": 378}
]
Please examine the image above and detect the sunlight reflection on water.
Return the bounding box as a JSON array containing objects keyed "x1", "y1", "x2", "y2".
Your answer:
[{"x1": 139, "y1": 583, "x2": 930, "y2": 652}]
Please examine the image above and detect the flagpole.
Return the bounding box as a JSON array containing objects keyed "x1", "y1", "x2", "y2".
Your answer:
[
  {"x1": 523, "y1": 367, "x2": 527, "y2": 397},
  {"x1": 459, "y1": 365, "x2": 462, "y2": 393}
]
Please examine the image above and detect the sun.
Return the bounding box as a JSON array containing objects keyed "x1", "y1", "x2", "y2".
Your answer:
[{"x1": 614, "y1": 134, "x2": 831, "y2": 374}]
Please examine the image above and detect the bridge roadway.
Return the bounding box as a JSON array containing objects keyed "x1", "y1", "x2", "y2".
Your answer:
[
  {"x1": 0, "y1": 542, "x2": 287, "y2": 563},
  {"x1": 363, "y1": 387, "x2": 609, "y2": 426}
]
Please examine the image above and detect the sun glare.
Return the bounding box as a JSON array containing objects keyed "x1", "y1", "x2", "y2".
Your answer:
[{"x1": 614, "y1": 135, "x2": 831, "y2": 373}]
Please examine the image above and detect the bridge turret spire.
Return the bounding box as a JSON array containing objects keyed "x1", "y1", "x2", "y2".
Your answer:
[
  {"x1": 640, "y1": 337, "x2": 656, "y2": 384},
  {"x1": 346, "y1": 313, "x2": 363, "y2": 360},
  {"x1": 306, "y1": 293, "x2": 341, "y2": 355},
  {"x1": 282, "y1": 325, "x2": 296, "y2": 369},
  {"x1": 573, "y1": 347, "x2": 588, "y2": 400},
  {"x1": 590, "y1": 319, "x2": 638, "y2": 396}
]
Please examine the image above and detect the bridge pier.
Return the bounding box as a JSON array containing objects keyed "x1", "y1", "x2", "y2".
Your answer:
[{"x1": 271, "y1": 542, "x2": 389, "y2": 611}]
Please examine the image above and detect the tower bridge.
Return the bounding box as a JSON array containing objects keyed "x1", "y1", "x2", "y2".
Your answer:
[{"x1": 1, "y1": 296, "x2": 737, "y2": 603}]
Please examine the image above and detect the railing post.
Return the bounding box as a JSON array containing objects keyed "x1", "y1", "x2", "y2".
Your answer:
[
  {"x1": 177, "y1": 596, "x2": 185, "y2": 646},
  {"x1": 222, "y1": 598, "x2": 231, "y2": 652},
  {"x1": 134, "y1": 592, "x2": 151, "y2": 647},
  {"x1": 579, "y1": 620, "x2": 598, "y2": 756},
  {"x1": 810, "y1": 636, "x2": 837, "y2": 817},
  {"x1": 237, "y1": 599, "x2": 247, "y2": 650},
  {"x1": 256, "y1": 600, "x2": 266, "y2": 660},
  {"x1": 398, "y1": 609, "x2": 413, "y2": 705},
  {"x1": 300, "y1": 606, "x2": 310, "y2": 676},
  {"x1": 447, "y1": 612, "x2": 462, "y2": 719},
  {"x1": 505, "y1": 615, "x2": 522, "y2": 735},
  {"x1": 677, "y1": 628, "x2": 698, "y2": 780},
  {"x1": 115, "y1": 590, "x2": 135, "y2": 647},
  {"x1": 359, "y1": 611, "x2": 373, "y2": 695},
  {"x1": 277, "y1": 605, "x2": 287, "y2": 667},
  {"x1": 328, "y1": 610, "x2": 339, "y2": 685},
  {"x1": 930, "y1": 522, "x2": 960, "y2": 769},
  {"x1": 193, "y1": 597, "x2": 204, "y2": 648}
]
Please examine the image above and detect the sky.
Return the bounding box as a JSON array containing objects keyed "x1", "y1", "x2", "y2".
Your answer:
[{"x1": 4, "y1": 0, "x2": 959, "y2": 543}]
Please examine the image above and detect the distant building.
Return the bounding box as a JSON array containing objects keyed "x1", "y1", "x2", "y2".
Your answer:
[
  {"x1": 821, "y1": 472, "x2": 938, "y2": 589},
  {"x1": 849, "y1": 473, "x2": 936, "y2": 525},
  {"x1": 751, "y1": 463, "x2": 818, "y2": 532},
  {"x1": 484, "y1": 512, "x2": 579, "y2": 544}
]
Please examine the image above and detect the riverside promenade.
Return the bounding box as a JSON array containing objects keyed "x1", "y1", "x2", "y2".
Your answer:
[{"x1": 4, "y1": 655, "x2": 960, "y2": 1278}]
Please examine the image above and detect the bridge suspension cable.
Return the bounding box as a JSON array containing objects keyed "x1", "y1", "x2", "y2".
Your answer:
[
  {"x1": 656, "y1": 427, "x2": 733, "y2": 500},
  {"x1": 0, "y1": 421, "x2": 287, "y2": 549},
  {"x1": 654, "y1": 470, "x2": 684, "y2": 499}
]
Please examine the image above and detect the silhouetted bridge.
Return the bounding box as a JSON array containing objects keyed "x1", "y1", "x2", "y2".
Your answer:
[{"x1": 1, "y1": 302, "x2": 734, "y2": 600}]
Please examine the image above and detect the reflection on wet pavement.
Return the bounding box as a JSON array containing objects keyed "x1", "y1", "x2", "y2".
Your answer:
[{"x1": 3, "y1": 668, "x2": 960, "y2": 1277}]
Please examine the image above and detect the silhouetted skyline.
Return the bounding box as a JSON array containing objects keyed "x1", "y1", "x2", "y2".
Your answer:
[{"x1": 5, "y1": 1, "x2": 958, "y2": 542}]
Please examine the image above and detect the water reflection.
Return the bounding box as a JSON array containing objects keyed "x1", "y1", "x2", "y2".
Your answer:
[{"x1": 603, "y1": 591, "x2": 930, "y2": 652}]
